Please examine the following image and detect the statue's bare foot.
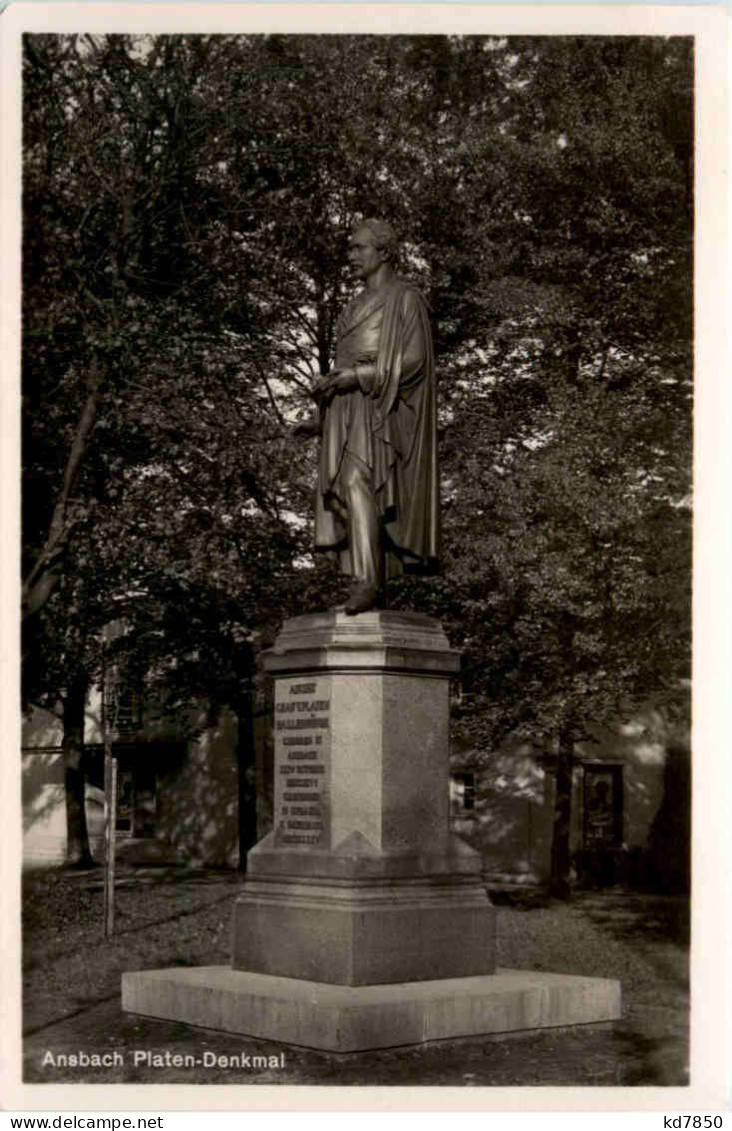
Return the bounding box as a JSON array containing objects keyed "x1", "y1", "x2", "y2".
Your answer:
[{"x1": 344, "y1": 583, "x2": 380, "y2": 616}]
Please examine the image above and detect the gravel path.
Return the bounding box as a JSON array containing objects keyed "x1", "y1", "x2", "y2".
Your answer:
[{"x1": 22, "y1": 868, "x2": 689, "y2": 1086}]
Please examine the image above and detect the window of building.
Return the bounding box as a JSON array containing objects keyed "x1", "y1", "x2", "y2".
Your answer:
[
  {"x1": 582, "y1": 764, "x2": 623, "y2": 849},
  {"x1": 116, "y1": 769, "x2": 135, "y2": 836},
  {"x1": 115, "y1": 762, "x2": 157, "y2": 838},
  {"x1": 114, "y1": 686, "x2": 143, "y2": 736},
  {"x1": 103, "y1": 682, "x2": 143, "y2": 737},
  {"x1": 86, "y1": 748, "x2": 158, "y2": 839},
  {"x1": 451, "y1": 771, "x2": 477, "y2": 812}
]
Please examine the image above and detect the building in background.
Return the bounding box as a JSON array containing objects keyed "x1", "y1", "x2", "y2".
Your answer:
[
  {"x1": 23, "y1": 681, "x2": 689, "y2": 894},
  {"x1": 21, "y1": 684, "x2": 245, "y2": 869},
  {"x1": 449, "y1": 698, "x2": 690, "y2": 893}
]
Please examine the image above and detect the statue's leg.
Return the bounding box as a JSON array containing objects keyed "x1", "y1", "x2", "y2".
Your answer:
[{"x1": 341, "y1": 452, "x2": 381, "y2": 609}]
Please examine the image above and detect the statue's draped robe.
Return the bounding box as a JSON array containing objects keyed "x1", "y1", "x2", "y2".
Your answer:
[{"x1": 315, "y1": 278, "x2": 439, "y2": 578}]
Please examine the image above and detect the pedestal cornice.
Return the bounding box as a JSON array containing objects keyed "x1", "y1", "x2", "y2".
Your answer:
[{"x1": 263, "y1": 609, "x2": 461, "y2": 676}]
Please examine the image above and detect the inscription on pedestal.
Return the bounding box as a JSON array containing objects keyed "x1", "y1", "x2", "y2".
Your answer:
[{"x1": 273, "y1": 677, "x2": 330, "y2": 848}]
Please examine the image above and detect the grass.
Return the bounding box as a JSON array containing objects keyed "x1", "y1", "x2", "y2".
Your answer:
[{"x1": 22, "y1": 866, "x2": 689, "y2": 1086}]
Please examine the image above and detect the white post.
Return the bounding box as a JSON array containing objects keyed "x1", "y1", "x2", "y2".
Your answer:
[{"x1": 102, "y1": 671, "x2": 119, "y2": 939}]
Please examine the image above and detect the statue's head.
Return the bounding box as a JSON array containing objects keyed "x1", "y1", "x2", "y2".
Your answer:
[
  {"x1": 349, "y1": 219, "x2": 398, "y2": 280},
  {"x1": 356, "y1": 218, "x2": 398, "y2": 262}
]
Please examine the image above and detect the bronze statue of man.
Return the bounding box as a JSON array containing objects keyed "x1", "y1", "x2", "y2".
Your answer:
[{"x1": 305, "y1": 219, "x2": 438, "y2": 615}]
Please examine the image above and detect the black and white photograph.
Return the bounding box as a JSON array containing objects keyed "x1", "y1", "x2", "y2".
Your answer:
[{"x1": 3, "y1": 1, "x2": 728, "y2": 1114}]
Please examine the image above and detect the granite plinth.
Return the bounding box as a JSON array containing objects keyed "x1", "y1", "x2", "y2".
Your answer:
[
  {"x1": 122, "y1": 966, "x2": 622, "y2": 1053},
  {"x1": 239, "y1": 610, "x2": 495, "y2": 987}
]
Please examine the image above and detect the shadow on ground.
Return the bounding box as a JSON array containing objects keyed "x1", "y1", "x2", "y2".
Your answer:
[{"x1": 574, "y1": 891, "x2": 690, "y2": 947}]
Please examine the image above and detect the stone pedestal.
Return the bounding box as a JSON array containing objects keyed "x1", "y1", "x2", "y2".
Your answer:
[
  {"x1": 233, "y1": 611, "x2": 495, "y2": 985},
  {"x1": 122, "y1": 612, "x2": 621, "y2": 1050}
]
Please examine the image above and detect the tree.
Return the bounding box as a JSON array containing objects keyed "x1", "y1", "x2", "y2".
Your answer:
[
  {"x1": 22, "y1": 34, "x2": 306, "y2": 861},
  {"x1": 23, "y1": 34, "x2": 692, "y2": 889},
  {"x1": 419, "y1": 38, "x2": 693, "y2": 895}
]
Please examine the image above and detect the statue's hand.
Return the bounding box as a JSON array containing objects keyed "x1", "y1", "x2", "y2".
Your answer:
[
  {"x1": 329, "y1": 368, "x2": 359, "y2": 394},
  {"x1": 311, "y1": 374, "x2": 336, "y2": 403},
  {"x1": 311, "y1": 368, "x2": 358, "y2": 403},
  {"x1": 293, "y1": 415, "x2": 322, "y2": 439}
]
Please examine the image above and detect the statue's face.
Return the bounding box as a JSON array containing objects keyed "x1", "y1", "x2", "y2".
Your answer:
[{"x1": 348, "y1": 227, "x2": 387, "y2": 280}]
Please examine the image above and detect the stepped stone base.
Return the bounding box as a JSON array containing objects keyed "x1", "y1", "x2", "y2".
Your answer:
[{"x1": 122, "y1": 966, "x2": 622, "y2": 1053}]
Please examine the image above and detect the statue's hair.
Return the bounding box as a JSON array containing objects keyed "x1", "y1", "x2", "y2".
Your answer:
[{"x1": 355, "y1": 218, "x2": 399, "y2": 261}]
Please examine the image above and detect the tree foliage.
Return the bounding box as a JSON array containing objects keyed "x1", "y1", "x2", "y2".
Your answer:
[{"x1": 22, "y1": 34, "x2": 692, "y2": 882}]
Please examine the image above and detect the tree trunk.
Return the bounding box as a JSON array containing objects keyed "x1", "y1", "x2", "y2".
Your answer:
[
  {"x1": 235, "y1": 658, "x2": 258, "y2": 871},
  {"x1": 22, "y1": 361, "x2": 102, "y2": 621},
  {"x1": 549, "y1": 721, "x2": 574, "y2": 899},
  {"x1": 62, "y1": 668, "x2": 94, "y2": 867}
]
